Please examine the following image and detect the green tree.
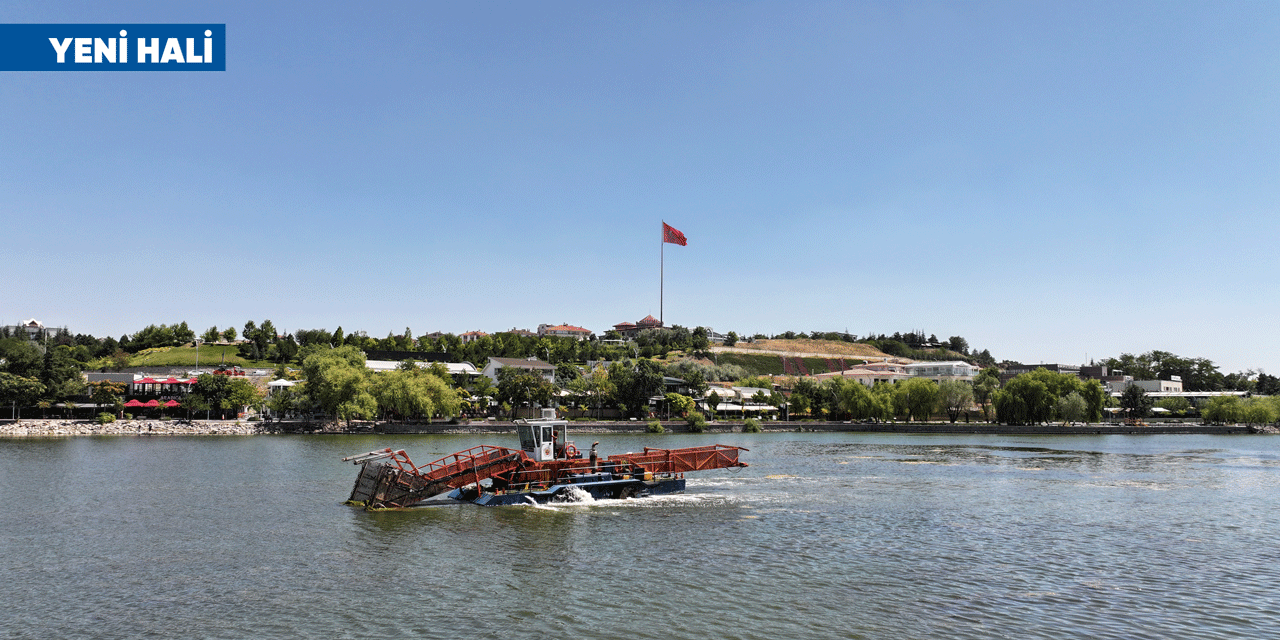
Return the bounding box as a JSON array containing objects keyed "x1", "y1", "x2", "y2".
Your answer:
[
  {"x1": 682, "y1": 369, "x2": 709, "y2": 396},
  {"x1": 302, "y1": 345, "x2": 375, "y2": 425},
  {"x1": 609, "y1": 359, "x2": 664, "y2": 418},
  {"x1": 665, "y1": 392, "x2": 695, "y2": 417},
  {"x1": 201, "y1": 326, "x2": 220, "y2": 344},
  {"x1": 894, "y1": 377, "x2": 938, "y2": 422},
  {"x1": 275, "y1": 335, "x2": 299, "y2": 363},
  {"x1": 0, "y1": 373, "x2": 46, "y2": 419},
  {"x1": 1257, "y1": 373, "x2": 1280, "y2": 396},
  {"x1": 788, "y1": 392, "x2": 810, "y2": 418},
  {"x1": 1249, "y1": 396, "x2": 1280, "y2": 427},
  {"x1": 555, "y1": 362, "x2": 581, "y2": 387},
  {"x1": 228, "y1": 378, "x2": 264, "y2": 416},
  {"x1": 370, "y1": 368, "x2": 459, "y2": 420},
  {"x1": 834, "y1": 379, "x2": 882, "y2": 421},
  {"x1": 1056, "y1": 391, "x2": 1087, "y2": 424},
  {"x1": 706, "y1": 390, "x2": 722, "y2": 415},
  {"x1": 737, "y1": 376, "x2": 774, "y2": 390},
  {"x1": 1080, "y1": 379, "x2": 1106, "y2": 423},
  {"x1": 173, "y1": 321, "x2": 196, "y2": 345},
  {"x1": 495, "y1": 367, "x2": 555, "y2": 419},
  {"x1": 1202, "y1": 396, "x2": 1241, "y2": 424},
  {"x1": 567, "y1": 365, "x2": 613, "y2": 419},
  {"x1": 691, "y1": 327, "x2": 710, "y2": 352},
  {"x1": 1243, "y1": 397, "x2": 1278, "y2": 425},
  {"x1": 994, "y1": 376, "x2": 1053, "y2": 425},
  {"x1": 191, "y1": 374, "x2": 233, "y2": 419},
  {"x1": 0, "y1": 337, "x2": 43, "y2": 378},
  {"x1": 1120, "y1": 385, "x2": 1153, "y2": 420},
  {"x1": 725, "y1": 331, "x2": 738, "y2": 347},
  {"x1": 1155, "y1": 396, "x2": 1192, "y2": 415},
  {"x1": 39, "y1": 346, "x2": 82, "y2": 398},
  {"x1": 972, "y1": 367, "x2": 1000, "y2": 422},
  {"x1": 88, "y1": 380, "x2": 126, "y2": 418},
  {"x1": 471, "y1": 375, "x2": 496, "y2": 400},
  {"x1": 937, "y1": 380, "x2": 974, "y2": 423},
  {"x1": 266, "y1": 386, "x2": 299, "y2": 419},
  {"x1": 221, "y1": 327, "x2": 237, "y2": 342}
]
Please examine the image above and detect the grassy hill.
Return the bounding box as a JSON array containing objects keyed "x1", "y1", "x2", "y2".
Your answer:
[
  {"x1": 712, "y1": 338, "x2": 971, "y2": 377},
  {"x1": 717, "y1": 338, "x2": 894, "y2": 359},
  {"x1": 713, "y1": 352, "x2": 868, "y2": 377},
  {"x1": 86, "y1": 345, "x2": 275, "y2": 370}
]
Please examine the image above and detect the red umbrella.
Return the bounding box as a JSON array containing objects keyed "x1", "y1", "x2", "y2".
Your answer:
[
  {"x1": 123, "y1": 399, "x2": 144, "y2": 407},
  {"x1": 164, "y1": 400, "x2": 181, "y2": 408},
  {"x1": 137, "y1": 378, "x2": 158, "y2": 384},
  {"x1": 142, "y1": 399, "x2": 160, "y2": 407}
]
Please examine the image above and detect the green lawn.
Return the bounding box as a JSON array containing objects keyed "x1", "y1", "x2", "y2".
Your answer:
[{"x1": 87, "y1": 345, "x2": 278, "y2": 370}]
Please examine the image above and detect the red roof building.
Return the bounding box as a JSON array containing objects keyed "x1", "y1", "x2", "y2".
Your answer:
[
  {"x1": 537, "y1": 323, "x2": 594, "y2": 341},
  {"x1": 612, "y1": 315, "x2": 664, "y2": 339},
  {"x1": 459, "y1": 330, "x2": 488, "y2": 344}
]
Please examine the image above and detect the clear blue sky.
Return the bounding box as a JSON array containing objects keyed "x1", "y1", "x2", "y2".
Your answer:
[{"x1": 3, "y1": 1, "x2": 1278, "y2": 374}]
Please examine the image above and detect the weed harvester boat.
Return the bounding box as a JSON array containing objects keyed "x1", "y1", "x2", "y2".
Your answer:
[{"x1": 343, "y1": 414, "x2": 748, "y2": 509}]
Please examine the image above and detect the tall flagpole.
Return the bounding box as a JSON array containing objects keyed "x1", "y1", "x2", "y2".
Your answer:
[{"x1": 660, "y1": 221, "x2": 664, "y2": 325}]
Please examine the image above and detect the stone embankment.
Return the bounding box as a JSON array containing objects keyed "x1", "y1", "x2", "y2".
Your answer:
[{"x1": 0, "y1": 419, "x2": 267, "y2": 437}]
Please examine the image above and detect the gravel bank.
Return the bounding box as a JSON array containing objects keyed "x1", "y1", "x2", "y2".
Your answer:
[{"x1": 0, "y1": 419, "x2": 268, "y2": 437}]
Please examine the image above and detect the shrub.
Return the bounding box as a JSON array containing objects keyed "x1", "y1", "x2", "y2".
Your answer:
[
  {"x1": 123, "y1": 413, "x2": 133, "y2": 420},
  {"x1": 743, "y1": 417, "x2": 762, "y2": 433},
  {"x1": 96, "y1": 412, "x2": 116, "y2": 424},
  {"x1": 686, "y1": 411, "x2": 706, "y2": 433},
  {"x1": 646, "y1": 420, "x2": 665, "y2": 434}
]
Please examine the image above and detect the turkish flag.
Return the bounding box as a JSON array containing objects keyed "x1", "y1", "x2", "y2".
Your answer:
[{"x1": 662, "y1": 222, "x2": 688, "y2": 246}]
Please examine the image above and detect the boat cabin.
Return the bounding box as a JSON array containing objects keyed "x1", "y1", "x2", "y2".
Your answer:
[{"x1": 515, "y1": 412, "x2": 576, "y2": 462}]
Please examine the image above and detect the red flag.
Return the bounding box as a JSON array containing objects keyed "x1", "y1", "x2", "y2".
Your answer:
[{"x1": 662, "y1": 222, "x2": 687, "y2": 246}]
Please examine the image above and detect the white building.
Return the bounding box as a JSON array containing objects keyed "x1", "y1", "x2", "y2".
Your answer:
[
  {"x1": 1132, "y1": 379, "x2": 1184, "y2": 393},
  {"x1": 481, "y1": 356, "x2": 556, "y2": 383},
  {"x1": 537, "y1": 323, "x2": 594, "y2": 341},
  {"x1": 365, "y1": 360, "x2": 479, "y2": 376},
  {"x1": 815, "y1": 365, "x2": 910, "y2": 388},
  {"x1": 905, "y1": 361, "x2": 980, "y2": 383}
]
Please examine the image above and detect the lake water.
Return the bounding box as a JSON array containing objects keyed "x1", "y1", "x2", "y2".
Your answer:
[{"x1": 2, "y1": 432, "x2": 1278, "y2": 639}]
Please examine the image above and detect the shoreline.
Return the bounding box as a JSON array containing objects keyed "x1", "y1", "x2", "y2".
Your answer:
[{"x1": 1, "y1": 418, "x2": 1273, "y2": 438}]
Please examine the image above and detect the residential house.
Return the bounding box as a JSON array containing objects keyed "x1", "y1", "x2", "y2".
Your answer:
[
  {"x1": 481, "y1": 356, "x2": 556, "y2": 383},
  {"x1": 459, "y1": 330, "x2": 488, "y2": 344},
  {"x1": 537, "y1": 323, "x2": 594, "y2": 341},
  {"x1": 613, "y1": 314, "x2": 663, "y2": 339}
]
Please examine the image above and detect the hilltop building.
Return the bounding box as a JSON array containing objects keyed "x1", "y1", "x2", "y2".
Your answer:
[
  {"x1": 537, "y1": 323, "x2": 593, "y2": 341},
  {"x1": 613, "y1": 315, "x2": 663, "y2": 339}
]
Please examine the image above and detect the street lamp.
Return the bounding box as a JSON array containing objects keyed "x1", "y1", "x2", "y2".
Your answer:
[{"x1": 195, "y1": 339, "x2": 202, "y2": 370}]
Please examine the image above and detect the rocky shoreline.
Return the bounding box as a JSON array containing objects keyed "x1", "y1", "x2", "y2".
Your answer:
[{"x1": 0, "y1": 419, "x2": 269, "y2": 437}]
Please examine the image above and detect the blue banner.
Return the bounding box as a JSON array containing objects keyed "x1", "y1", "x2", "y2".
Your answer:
[{"x1": 0, "y1": 24, "x2": 225, "y2": 71}]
